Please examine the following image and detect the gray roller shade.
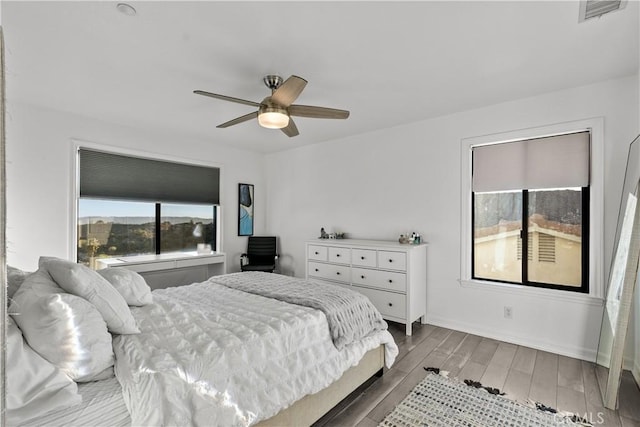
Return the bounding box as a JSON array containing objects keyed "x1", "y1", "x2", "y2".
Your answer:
[
  {"x1": 79, "y1": 149, "x2": 220, "y2": 204},
  {"x1": 472, "y1": 131, "x2": 590, "y2": 193}
]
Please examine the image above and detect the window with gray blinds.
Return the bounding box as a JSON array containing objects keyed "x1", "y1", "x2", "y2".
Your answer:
[{"x1": 79, "y1": 149, "x2": 220, "y2": 204}]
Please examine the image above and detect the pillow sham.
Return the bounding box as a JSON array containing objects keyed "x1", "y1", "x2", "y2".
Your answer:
[
  {"x1": 6, "y1": 318, "x2": 81, "y2": 425},
  {"x1": 7, "y1": 265, "x2": 32, "y2": 299},
  {"x1": 97, "y1": 268, "x2": 153, "y2": 306},
  {"x1": 39, "y1": 257, "x2": 139, "y2": 334},
  {"x1": 11, "y1": 281, "x2": 115, "y2": 382},
  {"x1": 8, "y1": 268, "x2": 64, "y2": 317}
]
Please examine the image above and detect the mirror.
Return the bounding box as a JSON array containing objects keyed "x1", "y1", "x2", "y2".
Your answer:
[{"x1": 597, "y1": 134, "x2": 640, "y2": 409}]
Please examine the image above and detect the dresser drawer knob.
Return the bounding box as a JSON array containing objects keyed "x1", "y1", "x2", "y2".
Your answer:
[
  {"x1": 315, "y1": 251, "x2": 319, "y2": 255},
  {"x1": 361, "y1": 256, "x2": 365, "y2": 260},
  {"x1": 388, "y1": 259, "x2": 393, "y2": 263},
  {"x1": 315, "y1": 268, "x2": 319, "y2": 272},
  {"x1": 388, "y1": 279, "x2": 393, "y2": 283},
  {"x1": 336, "y1": 272, "x2": 341, "y2": 275},
  {"x1": 361, "y1": 275, "x2": 365, "y2": 279},
  {"x1": 388, "y1": 303, "x2": 393, "y2": 307},
  {"x1": 336, "y1": 254, "x2": 341, "y2": 257}
]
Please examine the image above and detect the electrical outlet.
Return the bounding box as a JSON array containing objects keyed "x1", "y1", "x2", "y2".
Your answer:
[{"x1": 504, "y1": 306, "x2": 513, "y2": 319}]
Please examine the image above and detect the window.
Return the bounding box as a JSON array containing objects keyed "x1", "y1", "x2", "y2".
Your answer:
[
  {"x1": 77, "y1": 200, "x2": 217, "y2": 267},
  {"x1": 160, "y1": 203, "x2": 216, "y2": 253},
  {"x1": 78, "y1": 199, "x2": 155, "y2": 266},
  {"x1": 76, "y1": 148, "x2": 221, "y2": 267},
  {"x1": 471, "y1": 131, "x2": 590, "y2": 292}
]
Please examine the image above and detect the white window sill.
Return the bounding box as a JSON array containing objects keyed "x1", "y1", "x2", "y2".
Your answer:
[{"x1": 458, "y1": 278, "x2": 604, "y2": 307}]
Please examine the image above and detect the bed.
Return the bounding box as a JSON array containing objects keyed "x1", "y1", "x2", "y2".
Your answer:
[{"x1": 7, "y1": 260, "x2": 398, "y2": 426}]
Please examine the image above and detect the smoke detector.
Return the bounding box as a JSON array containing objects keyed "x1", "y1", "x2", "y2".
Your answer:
[{"x1": 579, "y1": 0, "x2": 627, "y2": 22}]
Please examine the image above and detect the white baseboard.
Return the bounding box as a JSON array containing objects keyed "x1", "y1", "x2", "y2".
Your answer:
[
  {"x1": 623, "y1": 355, "x2": 634, "y2": 371},
  {"x1": 634, "y1": 359, "x2": 640, "y2": 386},
  {"x1": 427, "y1": 314, "x2": 597, "y2": 362}
]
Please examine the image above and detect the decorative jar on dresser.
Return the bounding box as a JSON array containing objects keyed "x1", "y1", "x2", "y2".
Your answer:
[{"x1": 305, "y1": 239, "x2": 427, "y2": 335}]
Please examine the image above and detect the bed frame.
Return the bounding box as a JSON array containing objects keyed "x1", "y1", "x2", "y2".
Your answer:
[{"x1": 257, "y1": 346, "x2": 385, "y2": 426}]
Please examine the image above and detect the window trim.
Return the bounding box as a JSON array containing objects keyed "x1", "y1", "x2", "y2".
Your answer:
[
  {"x1": 460, "y1": 118, "x2": 604, "y2": 301},
  {"x1": 70, "y1": 140, "x2": 224, "y2": 263}
]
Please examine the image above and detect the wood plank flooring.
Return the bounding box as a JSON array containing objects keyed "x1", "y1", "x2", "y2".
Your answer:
[{"x1": 313, "y1": 322, "x2": 640, "y2": 427}]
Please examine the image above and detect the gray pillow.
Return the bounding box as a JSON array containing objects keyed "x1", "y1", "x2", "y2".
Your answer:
[{"x1": 7, "y1": 266, "x2": 33, "y2": 299}]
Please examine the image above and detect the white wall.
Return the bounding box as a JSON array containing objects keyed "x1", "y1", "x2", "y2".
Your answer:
[
  {"x1": 5, "y1": 102, "x2": 266, "y2": 272},
  {"x1": 6, "y1": 75, "x2": 639, "y2": 362},
  {"x1": 265, "y1": 75, "x2": 639, "y2": 360}
]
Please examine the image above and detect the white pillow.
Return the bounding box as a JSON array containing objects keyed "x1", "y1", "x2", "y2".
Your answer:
[
  {"x1": 39, "y1": 257, "x2": 139, "y2": 334},
  {"x1": 98, "y1": 268, "x2": 153, "y2": 306},
  {"x1": 6, "y1": 318, "x2": 82, "y2": 426},
  {"x1": 7, "y1": 265, "x2": 32, "y2": 299},
  {"x1": 10, "y1": 271, "x2": 115, "y2": 382},
  {"x1": 9, "y1": 268, "x2": 64, "y2": 315}
]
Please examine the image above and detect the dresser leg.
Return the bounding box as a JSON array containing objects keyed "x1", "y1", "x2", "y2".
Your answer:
[
  {"x1": 420, "y1": 314, "x2": 427, "y2": 324},
  {"x1": 405, "y1": 322, "x2": 412, "y2": 336}
]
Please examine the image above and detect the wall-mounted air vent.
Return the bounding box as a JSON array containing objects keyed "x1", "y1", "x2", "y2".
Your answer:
[{"x1": 579, "y1": 0, "x2": 627, "y2": 22}]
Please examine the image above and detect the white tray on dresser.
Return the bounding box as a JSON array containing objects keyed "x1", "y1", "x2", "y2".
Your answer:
[{"x1": 305, "y1": 239, "x2": 427, "y2": 335}]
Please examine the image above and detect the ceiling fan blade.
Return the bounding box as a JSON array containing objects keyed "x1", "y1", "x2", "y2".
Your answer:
[
  {"x1": 289, "y1": 104, "x2": 350, "y2": 120},
  {"x1": 216, "y1": 111, "x2": 258, "y2": 128},
  {"x1": 194, "y1": 90, "x2": 260, "y2": 108},
  {"x1": 281, "y1": 118, "x2": 299, "y2": 137},
  {"x1": 271, "y1": 75, "x2": 307, "y2": 107}
]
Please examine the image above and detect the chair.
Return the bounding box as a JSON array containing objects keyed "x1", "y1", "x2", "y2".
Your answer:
[{"x1": 240, "y1": 236, "x2": 279, "y2": 273}]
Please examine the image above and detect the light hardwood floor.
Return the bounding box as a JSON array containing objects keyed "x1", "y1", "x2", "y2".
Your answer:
[{"x1": 314, "y1": 322, "x2": 640, "y2": 427}]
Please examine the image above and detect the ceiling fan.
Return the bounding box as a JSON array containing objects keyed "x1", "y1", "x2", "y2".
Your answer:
[{"x1": 194, "y1": 75, "x2": 350, "y2": 137}]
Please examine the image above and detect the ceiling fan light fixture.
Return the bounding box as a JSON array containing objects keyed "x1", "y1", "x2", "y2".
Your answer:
[
  {"x1": 194, "y1": 74, "x2": 349, "y2": 137},
  {"x1": 116, "y1": 3, "x2": 137, "y2": 16},
  {"x1": 258, "y1": 108, "x2": 289, "y2": 129}
]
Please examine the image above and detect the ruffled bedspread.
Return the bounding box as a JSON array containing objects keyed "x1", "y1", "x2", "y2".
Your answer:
[
  {"x1": 112, "y1": 279, "x2": 398, "y2": 427},
  {"x1": 211, "y1": 272, "x2": 388, "y2": 350}
]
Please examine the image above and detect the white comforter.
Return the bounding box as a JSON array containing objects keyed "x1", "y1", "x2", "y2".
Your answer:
[{"x1": 112, "y1": 280, "x2": 398, "y2": 426}]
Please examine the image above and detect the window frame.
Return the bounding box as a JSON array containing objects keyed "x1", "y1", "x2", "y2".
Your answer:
[
  {"x1": 71, "y1": 140, "x2": 224, "y2": 263},
  {"x1": 460, "y1": 119, "x2": 604, "y2": 302},
  {"x1": 471, "y1": 187, "x2": 590, "y2": 293}
]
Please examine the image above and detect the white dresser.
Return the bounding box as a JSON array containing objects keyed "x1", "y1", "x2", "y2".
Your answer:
[{"x1": 305, "y1": 239, "x2": 427, "y2": 335}]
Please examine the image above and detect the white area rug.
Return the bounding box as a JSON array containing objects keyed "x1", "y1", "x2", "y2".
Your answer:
[{"x1": 379, "y1": 373, "x2": 586, "y2": 426}]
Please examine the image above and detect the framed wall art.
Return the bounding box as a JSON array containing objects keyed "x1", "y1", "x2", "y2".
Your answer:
[{"x1": 238, "y1": 183, "x2": 254, "y2": 236}]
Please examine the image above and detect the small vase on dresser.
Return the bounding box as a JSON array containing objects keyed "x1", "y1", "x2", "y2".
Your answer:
[{"x1": 305, "y1": 239, "x2": 427, "y2": 336}]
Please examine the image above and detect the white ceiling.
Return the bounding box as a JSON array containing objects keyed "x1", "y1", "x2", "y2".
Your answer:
[{"x1": 2, "y1": 1, "x2": 639, "y2": 153}]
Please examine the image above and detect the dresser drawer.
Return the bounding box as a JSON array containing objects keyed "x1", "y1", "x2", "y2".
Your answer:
[
  {"x1": 354, "y1": 286, "x2": 406, "y2": 319},
  {"x1": 378, "y1": 251, "x2": 407, "y2": 271},
  {"x1": 352, "y1": 249, "x2": 377, "y2": 267},
  {"x1": 352, "y1": 267, "x2": 406, "y2": 293},
  {"x1": 308, "y1": 261, "x2": 350, "y2": 284},
  {"x1": 308, "y1": 245, "x2": 328, "y2": 261},
  {"x1": 328, "y1": 247, "x2": 351, "y2": 264}
]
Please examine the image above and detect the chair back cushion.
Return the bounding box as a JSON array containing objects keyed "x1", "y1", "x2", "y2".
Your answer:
[{"x1": 247, "y1": 236, "x2": 276, "y2": 258}]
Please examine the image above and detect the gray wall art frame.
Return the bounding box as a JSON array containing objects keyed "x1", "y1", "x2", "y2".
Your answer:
[{"x1": 238, "y1": 183, "x2": 254, "y2": 236}]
